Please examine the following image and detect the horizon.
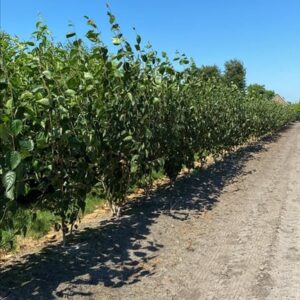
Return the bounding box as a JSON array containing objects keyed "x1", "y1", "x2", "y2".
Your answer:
[{"x1": 1, "y1": 0, "x2": 300, "y2": 102}]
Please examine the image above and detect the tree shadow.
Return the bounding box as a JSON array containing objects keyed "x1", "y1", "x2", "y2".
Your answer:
[{"x1": 0, "y1": 129, "x2": 287, "y2": 299}]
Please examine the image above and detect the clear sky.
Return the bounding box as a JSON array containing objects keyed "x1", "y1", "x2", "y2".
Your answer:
[{"x1": 1, "y1": 0, "x2": 300, "y2": 102}]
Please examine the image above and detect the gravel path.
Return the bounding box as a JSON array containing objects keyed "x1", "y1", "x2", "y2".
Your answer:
[{"x1": 1, "y1": 123, "x2": 300, "y2": 300}]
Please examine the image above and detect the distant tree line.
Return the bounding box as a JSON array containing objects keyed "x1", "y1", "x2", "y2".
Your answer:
[{"x1": 192, "y1": 59, "x2": 275, "y2": 100}]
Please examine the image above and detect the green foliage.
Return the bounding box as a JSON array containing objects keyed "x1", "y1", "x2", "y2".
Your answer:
[
  {"x1": 290, "y1": 101, "x2": 300, "y2": 121},
  {"x1": 191, "y1": 63, "x2": 222, "y2": 82},
  {"x1": 247, "y1": 84, "x2": 275, "y2": 100},
  {"x1": 224, "y1": 59, "x2": 246, "y2": 91},
  {"x1": 0, "y1": 15, "x2": 293, "y2": 248}
]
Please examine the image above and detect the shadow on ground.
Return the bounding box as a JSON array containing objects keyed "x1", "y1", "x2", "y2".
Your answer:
[{"x1": 0, "y1": 128, "x2": 288, "y2": 299}]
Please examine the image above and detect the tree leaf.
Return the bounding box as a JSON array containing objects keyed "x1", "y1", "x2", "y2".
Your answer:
[
  {"x1": 86, "y1": 30, "x2": 99, "y2": 42},
  {"x1": 2, "y1": 171, "x2": 16, "y2": 192},
  {"x1": 130, "y1": 163, "x2": 138, "y2": 173},
  {"x1": 8, "y1": 151, "x2": 21, "y2": 170},
  {"x1": 112, "y1": 37, "x2": 122, "y2": 46},
  {"x1": 0, "y1": 124, "x2": 9, "y2": 141},
  {"x1": 42, "y1": 70, "x2": 52, "y2": 80},
  {"x1": 19, "y1": 139, "x2": 34, "y2": 152},
  {"x1": 127, "y1": 92, "x2": 133, "y2": 102},
  {"x1": 107, "y1": 12, "x2": 115, "y2": 25},
  {"x1": 37, "y1": 98, "x2": 50, "y2": 106},
  {"x1": 20, "y1": 91, "x2": 33, "y2": 100},
  {"x1": 123, "y1": 135, "x2": 133, "y2": 142},
  {"x1": 5, "y1": 187, "x2": 15, "y2": 200},
  {"x1": 66, "y1": 32, "x2": 76, "y2": 38},
  {"x1": 87, "y1": 19, "x2": 97, "y2": 29},
  {"x1": 84, "y1": 72, "x2": 93, "y2": 80},
  {"x1": 65, "y1": 89, "x2": 76, "y2": 97},
  {"x1": 10, "y1": 120, "x2": 23, "y2": 136}
]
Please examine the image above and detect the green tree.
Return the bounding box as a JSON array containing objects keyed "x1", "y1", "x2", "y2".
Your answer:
[
  {"x1": 224, "y1": 59, "x2": 246, "y2": 91},
  {"x1": 195, "y1": 64, "x2": 222, "y2": 82},
  {"x1": 247, "y1": 84, "x2": 275, "y2": 100},
  {"x1": 290, "y1": 101, "x2": 300, "y2": 120}
]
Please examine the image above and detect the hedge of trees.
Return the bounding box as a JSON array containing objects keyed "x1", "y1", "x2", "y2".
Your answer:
[
  {"x1": 291, "y1": 101, "x2": 300, "y2": 120},
  {"x1": 0, "y1": 13, "x2": 293, "y2": 247}
]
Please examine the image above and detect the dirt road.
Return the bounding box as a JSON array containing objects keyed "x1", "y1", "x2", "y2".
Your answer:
[{"x1": 1, "y1": 123, "x2": 300, "y2": 300}]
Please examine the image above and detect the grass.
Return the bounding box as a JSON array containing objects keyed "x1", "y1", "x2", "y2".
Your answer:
[
  {"x1": 27, "y1": 211, "x2": 58, "y2": 239},
  {"x1": 128, "y1": 169, "x2": 165, "y2": 194},
  {"x1": 1, "y1": 170, "x2": 165, "y2": 252},
  {"x1": 82, "y1": 193, "x2": 106, "y2": 215},
  {"x1": 0, "y1": 192, "x2": 106, "y2": 253},
  {"x1": 24, "y1": 172, "x2": 164, "y2": 242}
]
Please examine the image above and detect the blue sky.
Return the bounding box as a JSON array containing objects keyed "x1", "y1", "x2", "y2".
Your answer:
[{"x1": 1, "y1": 0, "x2": 300, "y2": 102}]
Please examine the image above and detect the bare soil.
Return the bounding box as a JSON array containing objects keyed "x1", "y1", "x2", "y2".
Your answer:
[{"x1": 1, "y1": 123, "x2": 300, "y2": 300}]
